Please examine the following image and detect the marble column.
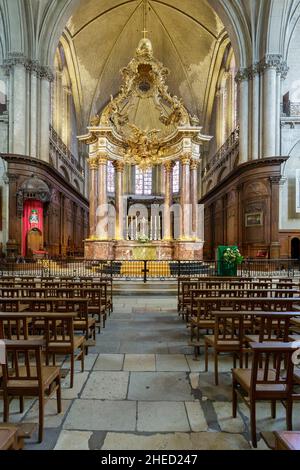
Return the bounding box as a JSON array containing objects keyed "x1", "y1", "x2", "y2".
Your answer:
[
  {"x1": 180, "y1": 154, "x2": 191, "y2": 240},
  {"x1": 88, "y1": 158, "x2": 98, "y2": 239},
  {"x1": 236, "y1": 69, "x2": 249, "y2": 163},
  {"x1": 114, "y1": 161, "x2": 125, "y2": 240},
  {"x1": 163, "y1": 161, "x2": 174, "y2": 240},
  {"x1": 190, "y1": 160, "x2": 198, "y2": 238},
  {"x1": 262, "y1": 64, "x2": 277, "y2": 157},
  {"x1": 97, "y1": 156, "x2": 108, "y2": 240}
]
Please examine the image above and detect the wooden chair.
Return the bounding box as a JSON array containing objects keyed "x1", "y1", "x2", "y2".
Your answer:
[
  {"x1": 204, "y1": 312, "x2": 244, "y2": 385},
  {"x1": 232, "y1": 342, "x2": 296, "y2": 448},
  {"x1": 1, "y1": 339, "x2": 61, "y2": 443},
  {"x1": 44, "y1": 316, "x2": 85, "y2": 388}
]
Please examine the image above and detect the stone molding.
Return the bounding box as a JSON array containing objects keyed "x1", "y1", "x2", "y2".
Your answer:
[
  {"x1": 235, "y1": 55, "x2": 289, "y2": 82},
  {"x1": 3, "y1": 52, "x2": 54, "y2": 81}
]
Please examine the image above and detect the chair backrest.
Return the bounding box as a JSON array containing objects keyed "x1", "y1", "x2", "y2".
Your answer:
[
  {"x1": 0, "y1": 316, "x2": 29, "y2": 340},
  {"x1": 250, "y1": 342, "x2": 296, "y2": 396},
  {"x1": 44, "y1": 316, "x2": 74, "y2": 347},
  {"x1": 1, "y1": 339, "x2": 43, "y2": 388},
  {"x1": 214, "y1": 313, "x2": 244, "y2": 345},
  {"x1": 256, "y1": 314, "x2": 291, "y2": 342}
]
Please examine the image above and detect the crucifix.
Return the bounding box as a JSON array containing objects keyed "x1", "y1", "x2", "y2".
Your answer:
[{"x1": 142, "y1": 0, "x2": 148, "y2": 38}]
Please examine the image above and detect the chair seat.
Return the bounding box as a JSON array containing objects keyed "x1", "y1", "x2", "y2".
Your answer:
[
  {"x1": 190, "y1": 319, "x2": 215, "y2": 328},
  {"x1": 233, "y1": 368, "x2": 287, "y2": 393},
  {"x1": 244, "y1": 334, "x2": 279, "y2": 343},
  {"x1": 205, "y1": 335, "x2": 240, "y2": 347},
  {"x1": 74, "y1": 318, "x2": 96, "y2": 328},
  {"x1": 48, "y1": 335, "x2": 84, "y2": 350},
  {"x1": 7, "y1": 366, "x2": 59, "y2": 389}
]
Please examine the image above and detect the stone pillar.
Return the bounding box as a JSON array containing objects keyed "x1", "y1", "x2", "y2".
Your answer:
[
  {"x1": 96, "y1": 155, "x2": 108, "y2": 240},
  {"x1": 30, "y1": 70, "x2": 38, "y2": 157},
  {"x1": 11, "y1": 63, "x2": 27, "y2": 155},
  {"x1": 236, "y1": 69, "x2": 249, "y2": 163},
  {"x1": 88, "y1": 158, "x2": 98, "y2": 238},
  {"x1": 251, "y1": 65, "x2": 260, "y2": 160},
  {"x1": 163, "y1": 161, "x2": 174, "y2": 240},
  {"x1": 269, "y1": 176, "x2": 281, "y2": 259},
  {"x1": 262, "y1": 62, "x2": 277, "y2": 157},
  {"x1": 40, "y1": 76, "x2": 51, "y2": 162},
  {"x1": 180, "y1": 154, "x2": 191, "y2": 240},
  {"x1": 114, "y1": 161, "x2": 125, "y2": 240},
  {"x1": 190, "y1": 160, "x2": 198, "y2": 238}
]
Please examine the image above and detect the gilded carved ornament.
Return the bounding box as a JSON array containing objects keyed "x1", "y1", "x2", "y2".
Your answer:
[
  {"x1": 180, "y1": 154, "x2": 192, "y2": 166},
  {"x1": 88, "y1": 158, "x2": 98, "y2": 170}
]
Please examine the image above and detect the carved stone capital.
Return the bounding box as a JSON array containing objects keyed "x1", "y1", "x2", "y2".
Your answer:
[
  {"x1": 113, "y1": 161, "x2": 125, "y2": 172},
  {"x1": 97, "y1": 153, "x2": 108, "y2": 165},
  {"x1": 163, "y1": 161, "x2": 175, "y2": 172},
  {"x1": 3, "y1": 53, "x2": 54, "y2": 81},
  {"x1": 180, "y1": 153, "x2": 192, "y2": 166},
  {"x1": 235, "y1": 68, "x2": 250, "y2": 83},
  {"x1": 190, "y1": 160, "x2": 199, "y2": 171},
  {"x1": 259, "y1": 54, "x2": 289, "y2": 78},
  {"x1": 88, "y1": 158, "x2": 98, "y2": 171}
]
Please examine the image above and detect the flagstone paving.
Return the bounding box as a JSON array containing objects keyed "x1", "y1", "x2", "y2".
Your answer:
[{"x1": 2, "y1": 294, "x2": 299, "y2": 450}]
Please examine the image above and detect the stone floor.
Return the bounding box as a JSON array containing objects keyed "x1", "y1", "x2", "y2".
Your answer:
[{"x1": 1, "y1": 293, "x2": 300, "y2": 450}]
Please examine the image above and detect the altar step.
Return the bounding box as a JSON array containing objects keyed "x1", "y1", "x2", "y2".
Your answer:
[{"x1": 113, "y1": 280, "x2": 177, "y2": 296}]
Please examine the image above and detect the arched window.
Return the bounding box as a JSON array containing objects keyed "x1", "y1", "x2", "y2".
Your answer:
[
  {"x1": 107, "y1": 161, "x2": 115, "y2": 193},
  {"x1": 135, "y1": 167, "x2": 152, "y2": 195},
  {"x1": 173, "y1": 161, "x2": 179, "y2": 193}
]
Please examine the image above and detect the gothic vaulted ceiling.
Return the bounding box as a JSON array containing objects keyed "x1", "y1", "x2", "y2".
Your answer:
[{"x1": 65, "y1": 0, "x2": 227, "y2": 129}]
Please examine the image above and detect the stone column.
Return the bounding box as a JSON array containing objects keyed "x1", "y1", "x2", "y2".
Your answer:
[
  {"x1": 262, "y1": 59, "x2": 277, "y2": 157},
  {"x1": 30, "y1": 70, "x2": 38, "y2": 157},
  {"x1": 88, "y1": 158, "x2": 98, "y2": 238},
  {"x1": 40, "y1": 74, "x2": 52, "y2": 162},
  {"x1": 236, "y1": 69, "x2": 249, "y2": 163},
  {"x1": 114, "y1": 161, "x2": 125, "y2": 240},
  {"x1": 11, "y1": 63, "x2": 27, "y2": 155},
  {"x1": 269, "y1": 176, "x2": 281, "y2": 259},
  {"x1": 190, "y1": 160, "x2": 198, "y2": 238},
  {"x1": 250, "y1": 65, "x2": 260, "y2": 160},
  {"x1": 180, "y1": 154, "x2": 191, "y2": 240},
  {"x1": 96, "y1": 155, "x2": 108, "y2": 240},
  {"x1": 163, "y1": 161, "x2": 174, "y2": 240}
]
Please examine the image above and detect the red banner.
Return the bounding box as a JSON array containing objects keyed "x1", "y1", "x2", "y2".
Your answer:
[{"x1": 22, "y1": 200, "x2": 44, "y2": 256}]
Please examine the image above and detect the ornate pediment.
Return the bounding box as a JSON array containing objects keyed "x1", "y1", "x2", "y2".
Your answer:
[{"x1": 80, "y1": 37, "x2": 211, "y2": 169}]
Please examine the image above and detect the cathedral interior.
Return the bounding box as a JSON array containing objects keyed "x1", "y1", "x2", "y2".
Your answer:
[{"x1": 0, "y1": 0, "x2": 300, "y2": 454}]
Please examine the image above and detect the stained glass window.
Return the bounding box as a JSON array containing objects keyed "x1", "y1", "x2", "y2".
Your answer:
[
  {"x1": 135, "y1": 167, "x2": 152, "y2": 195},
  {"x1": 107, "y1": 161, "x2": 115, "y2": 193},
  {"x1": 173, "y1": 161, "x2": 179, "y2": 193}
]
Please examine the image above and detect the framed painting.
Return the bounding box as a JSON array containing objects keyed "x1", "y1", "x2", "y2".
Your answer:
[{"x1": 245, "y1": 212, "x2": 263, "y2": 227}]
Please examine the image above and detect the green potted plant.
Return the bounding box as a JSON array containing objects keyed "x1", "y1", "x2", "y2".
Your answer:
[{"x1": 222, "y1": 246, "x2": 244, "y2": 276}]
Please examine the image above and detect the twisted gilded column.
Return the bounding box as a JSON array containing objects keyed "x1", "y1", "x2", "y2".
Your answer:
[
  {"x1": 163, "y1": 161, "x2": 174, "y2": 240},
  {"x1": 114, "y1": 161, "x2": 125, "y2": 240},
  {"x1": 190, "y1": 160, "x2": 198, "y2": 238},
  {"x1": 180, "y1": 154, "x2": 191, "y2": 240},
  {"x1": 97, "y1": 155, "x2": 108, "y2": 239},
  {"x1": 88, "y1": 157, "x2": 98, "y2": 238}
]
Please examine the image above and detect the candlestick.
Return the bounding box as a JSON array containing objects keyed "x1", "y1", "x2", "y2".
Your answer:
[
  {"x1": 158, "y1": 215, "x2": 161, "y2": 240},
  {"x1": 135, "y1": 216, "x2": 138, "y2": 241}
]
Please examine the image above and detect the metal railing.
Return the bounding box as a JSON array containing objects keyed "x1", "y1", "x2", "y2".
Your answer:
[
  {"x1": 0, "y1": 258, "x2": 299, "y2": 282},
  {"x1": 49, "y1": 125, "x2": 84, "y2": 177},
  {"x1": 203, "y1": 126, "x2": 239, "y2": 180},
  {"x1": 281, "y1": 101, "x2": 300, "y2": 117}
]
